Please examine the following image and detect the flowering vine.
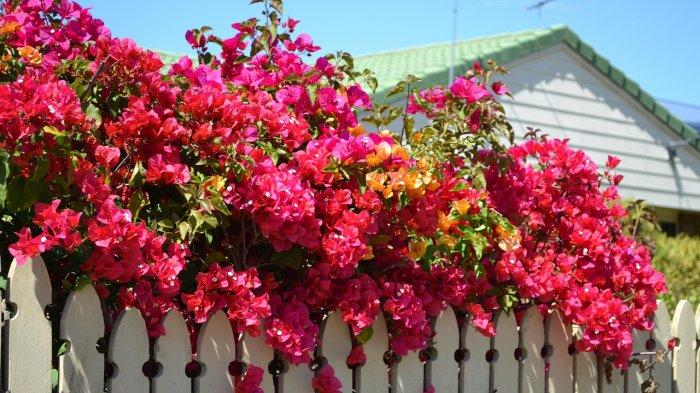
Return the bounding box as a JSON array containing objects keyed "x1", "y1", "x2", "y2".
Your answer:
[{"x1": 0, "y1": 0, "x2": 664, "y2": 390}]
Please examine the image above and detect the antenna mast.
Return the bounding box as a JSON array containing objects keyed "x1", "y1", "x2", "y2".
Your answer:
[{"x1": 448, "y1": 0, "x2": 458, "y2": 84}]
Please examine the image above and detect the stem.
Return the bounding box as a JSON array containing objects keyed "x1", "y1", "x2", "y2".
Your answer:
[
  {"x1": 82, "y1": 55, "x2": 113, "y2": 99},
  {"x1": 400, "y1": 83, "x2": 411, "y2": 145}
]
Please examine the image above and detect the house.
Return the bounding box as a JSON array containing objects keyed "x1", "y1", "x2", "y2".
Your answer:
[{"x1": 353, "y1": 25, "x2": 700, "y2": 235}]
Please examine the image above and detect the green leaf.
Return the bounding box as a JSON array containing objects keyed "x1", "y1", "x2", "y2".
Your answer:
[
  {"x1": 204, "y1": 251, "x2": 227, "y2": 265},
  {"x1": 129, "y1": 162, "x2": 145, "y2": 188},
  {"x1": 271, "y1": 247, "x2": 304, "y2": 269},
  {"x1": 73, "y1": 275, "x2": 92, "y2": 291},
  {"x1": 450, "y1": 182, "x2": 468, "y2": 192},
  {"x1": 57, "y1": 340, "x2": 70, "y2": 356},
  {"x1": 51, "y1": 369, "x2": 58, "y2": 388},
  {"x1": 387, "y1": 83, "x2": 405, "y2": 98},
  {"x1": 0, "y1": 276, "x2": 7, "y2": 290},
  {"x1": 190, "y1": 210, "x2": 205, "y2": 232},
  {"x1": 6, "y1": 176, "x2": 44, "y2": 211},
  {"x1": 0, "y1": 149, "x2": 10, "y2": 209},
  {"x1": 210, "y1": 194, "x2": 231, "y2": 215},
  {"x1": 31, "y1": 156, "x2": 50, "y2": 181},
  {"x1": 85, "y1": 103, "x2": 102, "y2": 128},
  {"x1": 178, "y1": 221, "x2": 190, "y2": 240},
  {"x1": 269, "y1": 0, "x2": 284, "y2": 14},
  {"x1": 355, "y1": 326, "x2": 374, "y2": 345},
  {"x1": 157, "y1": 219, "x2": 175, "y2": 229},
  {"x1": 178, "y1": 183, "x2": 197, "y2": 202},
  {"x1": 128, "y1": 190, "x2": 148, "y2": 220}
]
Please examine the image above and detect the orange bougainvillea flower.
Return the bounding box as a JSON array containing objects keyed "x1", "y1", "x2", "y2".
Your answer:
[
  {"x1": 391, "y1": 144, "x2": 409, "y2": 161},
  {"x1": 366, "y1": 141, "x2": 392, "y2": 166},
  {"x1": 437, "y1": 211, "x2": 455, "y2": 233},
  {"x1": 436, "y1": 234, "x2": 457, "y2": 249},
  {"x1": 348, "y1": 124, "x2": 366, "y2": 136},
  {"x1": 365, "y1": 171, "x2": 387, "y2": 192},
  {"x1": 0, "y1": 21, "x2": 19, "y2": 35},
  {"x1": 452, "y1": 198, "x2": 471, "y2": 215},
  {"x1": 495, "y1": 224, "x2": 521, "y2": 252},
  {"x1": 18, "y1": 46, "x2": 42, "y2": 64},
  {"x1": 409, "y1": 238, "x2": 428, "y2": 260}
]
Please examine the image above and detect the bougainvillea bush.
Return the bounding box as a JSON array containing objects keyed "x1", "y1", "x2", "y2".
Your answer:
[{"x1": 0, "y1": 0, "x2": 665, "y2": 390}]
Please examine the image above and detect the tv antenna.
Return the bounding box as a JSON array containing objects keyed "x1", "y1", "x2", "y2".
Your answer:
[{"x1": 527, "y1": 0, "x2": 558, "y2": 25}]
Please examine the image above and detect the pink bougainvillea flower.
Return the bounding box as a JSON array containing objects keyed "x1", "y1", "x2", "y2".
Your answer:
[
  {"x1": 450, "y1": 76, "x2": 490, "y2": 103},
  {"x1": 311, "y1": 365, "x2": 342, "y2": 393},
  {"x1": 491, "y1": 81, "x2": 510, "y2": 95}
]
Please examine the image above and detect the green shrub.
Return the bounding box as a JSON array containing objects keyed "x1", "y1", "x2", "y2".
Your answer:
[{"x1": 652, "y1": 232, "x2": 700, "y2": 309}]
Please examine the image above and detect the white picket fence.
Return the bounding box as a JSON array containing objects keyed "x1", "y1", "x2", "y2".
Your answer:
[{"x1": 0, "y1": 255, "x2": 695, "y2": 393}]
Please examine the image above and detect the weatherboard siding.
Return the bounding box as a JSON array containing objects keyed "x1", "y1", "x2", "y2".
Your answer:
[{"x1": 500, "y1": 45, "x2": 700, "y2": 211}]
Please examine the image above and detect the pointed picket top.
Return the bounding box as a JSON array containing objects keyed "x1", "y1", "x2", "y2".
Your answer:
[
  {"x1": 197, "y1": 310, "x2": 235, "y2": 392},
  {"x1": 431, "y1": 307, "x2": 459, "y2": 393},
  {"x1": 492, "y1": 311, "x2": 519, "y2": 393},
  {"x1": 59, "y1": 284, "x2": 105, "y2": 393},
  {"x1": 153, "y1": 310, "x2": 191, "y2": 393},
  {"x1": 361, "y1": 312, "x2": 390, "y2": 393},
  {"x1": 240, "y1": 332, "x2": 275, "y2": 393},
  {"x1": 671, "y1": 300, "x2": 695, "y2": 393},
  {"x1": 520, "y1": 306, "x2": 545, "y2": 393},
  {"x1": 321, "y1": 312, "x2": 352, "y2": 391},
  {"x1": 627, "y1": 329, "x2": 650, "y2": 393},
  {"x1": 545, "y1": 310, "x2": 573, "y2": 393},
  {"x1": 109, "y1": 307, "x2": 150, "y2": 393},
  {"x1": 461, "y1": 320, "x2": 490, "y2": 393},
  {"x1": 653, "y1": 300, "x2": 673, "y2": 393},
  {"x1": 7, "y1": 256, "x2": 53, "y2": 393}
]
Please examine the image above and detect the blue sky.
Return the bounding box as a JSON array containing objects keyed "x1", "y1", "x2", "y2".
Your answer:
[{"x1": 80, "y1": 0, "x2": 700, "y2": 106}]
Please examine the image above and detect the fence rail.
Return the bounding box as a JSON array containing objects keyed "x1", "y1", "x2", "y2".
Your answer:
[{"x1": 0, "y1": 256, "x2": 693, "y2": 392}]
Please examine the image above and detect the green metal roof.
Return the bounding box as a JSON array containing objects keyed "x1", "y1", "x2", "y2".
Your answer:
[{"x1": 353, "y1": 24, "x2": 700, "y2": 151}]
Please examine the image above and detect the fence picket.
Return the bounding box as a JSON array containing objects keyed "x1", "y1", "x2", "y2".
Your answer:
[
  {"x1": 59, "y1": 284, "x2": 105, "y2": 393},
  {"x1": 431, "y1": 307, "x2": 459, "y2": 393},
  {"x1": 671, "y1": 300, "x2": 695, "y2": 393},
  {"x1": 492, "y1": 311, "x2": 519, "y2": 393},
  {"x1": 197, "y1": 311, "x2": 235, "y2": 392},
  {"x1": 360, "y1": 312, "x2": 389, "y2": 393},
  {"x1": 574, "y1": 340, "x2": 597, "y2": 393},
  {"x1": 153, "y1": 310, "x2": 191, "y2": 393},
  {"x1": 653, "y1": 301, "x2": 673, "y2": 393},
  {"x1": 695, "y1": 306, "x2": 700, "y2": 393},
  {"x1": 240, "y1": 332, "x2": 275, "y2": 393},
  {"x1": 546, "y1": 310, "x2": 574, "y2": 393},
  {"x1": 461, "y1": 319, "x2": 490, "y2": 392},
  {"x1": 394, "y1": 347, "x2": 422, "y2": 393},
  {"x1": 598, "y1": 356, "x2": 624, "y2": 393},
  {"x1": 109, "y1": 307, "x2": 150, "y2": 393},
  {"x1": 321, "y1": 312, "x2": 352, "y2": 392},
  {"x1": 627, "y1": 329, "x2": 650, "y2": 393},
  {"x1": 282, "y1": 359, "x2": 314, "y2": 392},
  {"x1": 7, "y1": 256, "x2": 52, "y2": 393},
  {"x1": 521, "y1": 307, "x2": 545, "y2": 393}
]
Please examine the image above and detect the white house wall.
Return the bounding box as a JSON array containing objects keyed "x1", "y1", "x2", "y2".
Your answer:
[{"x1": 499, "y1": 44, "x2": 700, "y2": 212}]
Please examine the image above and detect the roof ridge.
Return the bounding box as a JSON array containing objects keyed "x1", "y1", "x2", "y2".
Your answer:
[{"x1": 354, "y1": 24, "x2": 567, "y2": 59}]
